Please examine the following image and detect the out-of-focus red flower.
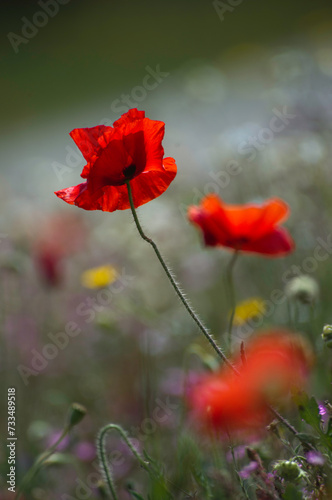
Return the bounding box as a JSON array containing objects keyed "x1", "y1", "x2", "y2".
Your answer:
[
  {"x1": 188, "y1": 195, "x2": 294, "y2": 256},
  {"x1": 34, "y1": 213, "x2": 87, "y2": 286},
  {"x1": 239, "y1": 331, "x2": 311, "y2": 396},
  {"x1": 55, "y1": 109, "x2": 177, "y2": 212},
  {"x1": 36, "y1": 244, "x2": 63, "y2": 286},
  {"x1": 188, "y1": 331, "x2": 311, "y2": 435}
]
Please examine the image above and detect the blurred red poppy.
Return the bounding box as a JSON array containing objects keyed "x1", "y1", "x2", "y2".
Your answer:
[
  {"x1": 55, "y1": 109, "x2": 177, "y2": 212},
  {"x1": 34, "y1": 213, "x2": 87, "y2": 286},
  {"x1": 36, "y1": 244, "x2": 63, "y2": 287},
  {"x1": 188, "y1": 331, "x2": 311, "y2": 434},
  {"x1": 188, "y1": 195, "x2": 294, "y2": 256}
]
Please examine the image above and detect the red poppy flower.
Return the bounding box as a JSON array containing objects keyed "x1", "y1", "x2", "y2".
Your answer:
[
  {"x1": 188, "y1": 195, "x2": 294, "y2": 256},
  {"x1": 55, "y1": 109, "x2": 177, "y2": 212},
  {"x1": 188, "y1": 331, "x2": 311, "y2": 434},
  {"x1": 34, "y1": 213, "x2": 87, "y2": 286},
  {"x1": 190, "y1": 369, "x2": 269, "y2": 433}
]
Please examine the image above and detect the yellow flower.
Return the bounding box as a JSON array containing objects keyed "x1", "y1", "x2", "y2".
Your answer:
[
  {"x1": 81, "y1": 265, "x2": 118, "y2": 289},
  {"x1": 232, "y1": 298, "x2": 266, "y2": 326}
]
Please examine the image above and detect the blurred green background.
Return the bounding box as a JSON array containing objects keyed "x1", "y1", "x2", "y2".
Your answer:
[{"x1": 2, "y1": 0, "x2": 332, "y2": 128}]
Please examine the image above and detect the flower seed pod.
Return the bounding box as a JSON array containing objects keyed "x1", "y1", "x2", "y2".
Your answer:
[
  {"x1": 322, "y1": 325, "x2": 332, "y2": 347},
  {"x1": 273, "y1": 460, "x2": 307, "y2": 482},
  {"x1": 67, "y1": 403, "x2": 87, "y2": 428},
  {"x1": 285, "y1": 275, "x2": 319, "y2": 305}
]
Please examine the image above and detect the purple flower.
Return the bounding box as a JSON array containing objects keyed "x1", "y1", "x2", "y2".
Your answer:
[
  {"x1": 319, "y1": 404, "x2": 327, "y2": 417},
  {"x1": 239, "y1": 461, "x2": 258, "y2": 479},
  {"x1": 74, "y1": 442, "x2": 96, "y2": 462},
  {"x1": 306, "y1": 451, "x2": 325, "y2": 466},
  {"x1": 318, "y1": 403, "x2": 329, "y2": 428},
  {"x1": 226, "y1": 446, "x2": 246, "y2": 463},
  {"x1": 45, "y1": 430, "x2": 70, "y2": 451}
]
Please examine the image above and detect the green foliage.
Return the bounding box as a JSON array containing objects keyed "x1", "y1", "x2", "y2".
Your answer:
[
  {"x1": 296, "y1": 393, "x2": 322, "y2": 433},
  {"x1": 127, "y1": 482, "x2": 146, "y2": 500},
  {"x1": 295, "y1": 392, "x2": 332, "y2": 452}
]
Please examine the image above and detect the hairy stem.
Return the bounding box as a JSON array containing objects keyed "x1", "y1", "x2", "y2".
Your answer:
[
  {"x1": 126, "y1": 181, "x2": 233, "y2": 369},
  {"x1": 97, "y1": 424, "x2": 149, "y2": 500},
  {"x1": 125, "y1": 182, "x2": 314, "y2": 450},
  {"x1": 15, "y1": 428, "x2": 69, "y2": 500}
]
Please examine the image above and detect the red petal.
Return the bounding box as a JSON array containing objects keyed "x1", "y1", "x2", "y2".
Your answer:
[
  {"x1": 55, "y1": 183, "x2": 88, "y2": 205},
  {"x1": 56, "y1": 110, "x2": 176, "y2": 212},
  {"x1": 55, "y1": 158, "x2": 176, "y2": 212},
  {"x1": 54, "y1": 183, "x2": 110, "y2": 211},
  {"x1": 241, "y1": 227, "x2": 295, "y2": 256},
  {"x1": 84, "y1": 115, "x2": 165, "y2": 186},
  {"x1": 128, "y1": 157, "x2": 177, "y2": 209},
  {"x1": 188, "y1": 195, "x2": 294, "y2": 256},
  {"x1": 114, "y1": 116, "x2": 165, "y2": 176},
  {"x1": 113, "y1": 108, "x2": 145, "y2": 127},
  {"x1": 70, "y1": 125, "x2": 114, "y2": 164},
  {"x1": 188, "y1": 195, "x2": 233, "y2": 246},
  {"x1": 223, "y1": 198, "x2": 290, "y2": 240},
  {"x1": 87, "y1": 136, "x2": 132, "y2": 189},
  {"x1": 139, "y1": 118, "x2": 165, "y2": 171},
  {"x1": 98, "y1": 157, "x2": 177, "y2": 211}
]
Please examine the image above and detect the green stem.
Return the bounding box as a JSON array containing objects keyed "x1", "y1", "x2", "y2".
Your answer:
[
  {"x1": 15, "y1": 427, "x2": 69, "y2": 500},
  {"x1": 126, "y1": 181, "x2": 233, "y2": 369},
  {"x1": 125, "y1": 182, "x2": 314, "y2": 451},
  {"x1": 228, "y1": 439, "x2": 250, "y2": 500},
  {"x1": 286, "y1": 298, "x2": 293, "y2": 329},
  {"x1": 97, "y1": 424, "x2": 149, "y2": 500},
  {"x1": 226, "y1": 251, "x2": 239, "y2": 350},
  {"x1": 267, "y1": 406, "x2": 315, "y2": 451},
  {"x1": 294, "y1": 301, "x2": 300, "y2": 330},
  {"x1": 308, "y1": 303, "x2": 317, "y2": 351}
]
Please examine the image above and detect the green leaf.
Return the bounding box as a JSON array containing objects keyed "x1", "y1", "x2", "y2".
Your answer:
[
  {"x1": 326, "y1": 417, "x2": 332, "y2": 437},
  {"x1": 295, "y1": 392, "x2": 332, "y2": 451},
  {"x1": 296, "y1": 433, "x2": 319, "y2": 445},
  {"x1": 128, "y1": 491, "x2": 146, "y2": 500},
  {"x1": 294, "y1": 392, "x2": 321, "y2": 433},
  {"x1": 127, "y1": 482, "x2": 146, "y2": 500}
]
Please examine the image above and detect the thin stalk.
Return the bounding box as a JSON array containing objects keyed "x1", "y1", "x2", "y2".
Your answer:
[
  {"x1": 286, "y1": 298, "x2": 293, "y2": 329},
  {"x1": 228, "y1": 438, "x2": 250, "y2": 500},
  {"x1": 126, "y1": 181, "x2": 233, "y2": 370},
  {"x1": 294, "y1": 301, "x2": 300, "y2": 330},
  {"x1": 15, "y1": 427, "x2": 69, "y2": 500},
  {"x1": 97, "y1": 424, "x2": 149, "y2": 500},
  {"x1": 125, "y1": 182, "x2": 314, "y2": 450},
  {"x1": 308, "y1": 302, "x2": 317, "y2": 351},
  {"x1": 226, "y1": 250, "x2": 239, "y2": 349},
  {"x1": 142, "y1": 330, "x2": 151, "y2": 423}
]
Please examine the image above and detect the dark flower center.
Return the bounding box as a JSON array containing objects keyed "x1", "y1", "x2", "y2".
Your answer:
[
  {"x1": 237, "y1": 236, "x2": 250, "y2": 244},
  {"x1": 123, "y1": 164, "x2": 136, "y2": 180},
  {"x1": 225, "y1": 236, "x2": 250, "y2": 247}
]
